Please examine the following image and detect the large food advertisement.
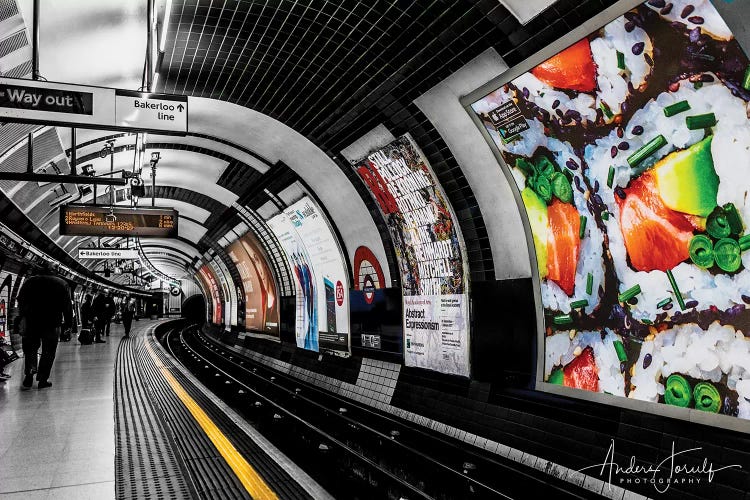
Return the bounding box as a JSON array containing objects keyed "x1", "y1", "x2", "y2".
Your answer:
[
  {"x1": 284, "y1": 197, "x2": 350, "y2": 353},
  {"x1": 198, "y1": 265, "x2": 222, "y2": 325},
  {"x1": 227, "y1": 231, "x2": 280, "y2": 337},
  {"x1": 210, "y1": 258, "x2": 236, "y2": 327},
  {"x1": 354, "y1": 134, "x2": 470, "y2": 376},
  {"x1": 471, "y1": 0, "x2": 750, "y2": 420}
]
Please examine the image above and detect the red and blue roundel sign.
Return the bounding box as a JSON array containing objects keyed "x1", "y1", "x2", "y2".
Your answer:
[{"x1": 362, "y1": 275, "x2": 375, "y2": 305}]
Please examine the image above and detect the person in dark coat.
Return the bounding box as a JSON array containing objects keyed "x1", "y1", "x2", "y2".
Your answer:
[
  {"x1": 80, "y1": 294, "x2": 94, "y2": 328},
  {"x1": 120, "y1": 295, "x2": 135, "y2": 338},
  {"x1": 92, "y1": 290, "x2": 115, "y2": 343},
  {"x1": 17, "y1": 263, "x2": 73, "y2": 389}
]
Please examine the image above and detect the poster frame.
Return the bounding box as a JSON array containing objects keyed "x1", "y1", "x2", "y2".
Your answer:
[{"x1": 460, "y1": 0, "x2": 750, "y2": 433}]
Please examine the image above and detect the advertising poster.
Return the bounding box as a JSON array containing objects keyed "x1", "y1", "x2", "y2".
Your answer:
[
  {"x1": 267, "y1": 212, "x2": 318, "y2": 351},
  {"x1": 210, "y1": 258, "x2": 236, "y2": 328},
  {"x1": 198, "y1": 265, "x2": 222, "y2": 325},
  {"x1": 471, "y1": 0, "x2": 750, "y2": 421},
  {"x1": 354, "y1": 134, "x2": 470, "y2": 376},
  {"x1": 227, "y1": 231, "x2": 280, "y2": 337},
  {"x1": 284, "y1": 197, "x2": 350, "y2": 353}
]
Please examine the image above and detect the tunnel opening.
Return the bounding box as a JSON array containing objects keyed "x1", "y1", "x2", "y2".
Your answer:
[{"x1": 181, "y1": 294, "x2": 206, "y2": 325}]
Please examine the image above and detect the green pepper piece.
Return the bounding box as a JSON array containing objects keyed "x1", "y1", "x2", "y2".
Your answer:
[
  {"x1": 535, "y1": 175, "x2": 552, "y2": 203},
  {"x1": 693, "y1": 382, "x2": 722, "y2": 413},
  {"x1": 722, "y1": 203, "x2": 744, "y2": 235},
  {"x1": 516, "y1": 158, "x2": 535, "y2": 177},
  {"x1": 740, "y1": 234, "x2": 750, "y2": 252},
  {"x1": 714, "y1": 237, "x2": 742, "y2": 273},
  {"x1": 551, "y1": 172, "x2": 573, "y2": 204},
  {"x1": 535, "y1": 156, "x2": 556, "y2": 179},
  {"x1": 548, "y1": 368, "x2": 564, "y2": 385},
  {"x1": 613, "y1": 340, "x2": 627, "y2": 363},
  {"x1": 688, "y1": 234, "x2": 714, "y2": 269},
  {"x1": 664, "y1": 374, "x2": 692, "y2": 407},
  {"x1": 553, "y1": 314, "x2": 573, "y2": 325},
  {"x1": 706, "y1": 206, "x2": 731, "y2": 239}
]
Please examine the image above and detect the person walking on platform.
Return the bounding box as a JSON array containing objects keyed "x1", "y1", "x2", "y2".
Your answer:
[
  {"x1": 17, "y1": 263, "x2": 73, "y2": 389},
  {"x1": 121, "y1": 295, "x2": 136, "y2": 338},
  {"x1": 92, "y1": 290, "x2": 114, "y2": 343}
]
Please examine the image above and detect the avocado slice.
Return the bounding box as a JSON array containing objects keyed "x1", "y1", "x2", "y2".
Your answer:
[
  {"x1": 548, "y1": 368, "x2": 564, "y2": 385},
  {"x1": 653, "y1": 136, "x2": 719, "y2": 217},
  {"x1": 522, "y1": 187, "x2": 549, "y2": 279}
]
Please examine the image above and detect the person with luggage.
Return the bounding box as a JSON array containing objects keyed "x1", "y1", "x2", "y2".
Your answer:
[
  {"x1": 121, "y1": 295, "x2": 136, "y2": 338},
  {"x1": 17, "y1": 262, "x2": 73, "y2": 389},
  {"x1": 78, "y1": 294, "x2": 95, "y2": 344},
  {"x1": 92, "y1": 290, "x2": 114, "y2": 343}
]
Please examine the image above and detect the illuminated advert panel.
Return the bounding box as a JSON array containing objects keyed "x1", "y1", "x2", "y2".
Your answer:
[
  {"x1": 353, "y1": 134, "x2": 471, "y2": 376},
  {"x1": 466, "y1": 0, "x2": 750, "y2": 427},
  {"x1": 198, "y1": 265, "x2": 222, "y2": 325},
  {"x1": 227, "y1": 231, "x2": 280, "y2": 338},
  {"x1": 267, "y1": 196, "x2": 350, "y2": 354}
]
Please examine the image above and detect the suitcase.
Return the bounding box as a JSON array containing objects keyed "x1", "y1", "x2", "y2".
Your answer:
[{"x1": 78, "y1": 328, "x2": 94, "y2": 345}]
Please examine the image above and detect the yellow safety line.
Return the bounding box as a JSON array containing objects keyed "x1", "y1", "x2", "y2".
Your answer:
[{"x1": 145, "y1": 340, "x2": 278, "y2": 500}]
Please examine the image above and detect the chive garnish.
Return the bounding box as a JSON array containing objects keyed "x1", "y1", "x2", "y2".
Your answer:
[
  {"x1": 666, "y1": 269, "x2": 686, "y2": 311},
  {"x1": 685, "y1": 113, "x2": 716, "y2": 130},
  {"x1": 579, "y1": 215, "x2": 587, "y2": 239},
  {"x1": 607, "y1": 166, "x2": 615, "y2": 188},
  {"x1": 601, "y1": 211, "x2": 610, "y2": 221},
  {"x1": 657, "y1": 297, "x2": 673, "y2": 309},
  {"x1": 599, "y1": 101, "x2": 614, "y2": 119},
  {"x1": 663, "y1": 100, "x2": 691, "y2": 117},
  {"x1": 693, "y1": 81, "x2": 703, "y2": 90},
  {"x1": 618, "y1": 284, "x2": 641, "y2": 303},
  {"x1": 723, "y1": 203, "x2": 744, "y2": 235},
  {"x1": 616, "y1": 50, "x2": 626, "y2": 70},
  {"x1": 553, "y1": 314, "x2": 573, "y2": 325},
  {"x1": 739, "y1": 234, "x2": 750, "y2": 252},
  {"x1": 586, "y1": 273, "x2": 593, "y2": 295},
  {"x1": 570, "y1": 299, "x2": 588, "y2": 309},
  {"x1": 642, "y1": 318, "x2": 653, "y2": 325},
  {"x1": 627, "y1": 135, "x2": 667, "y2": 167},
  {"x1": 613, "y1": 340, "x2": 627, "y2": 362},
  {"x1": 743, "y1": 65, "x2": 750, "y2": 91}
]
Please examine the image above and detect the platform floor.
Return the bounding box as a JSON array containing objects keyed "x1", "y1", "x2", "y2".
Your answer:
[{"x1": 0, "y1": 322, "x2": 126, "y2": 499}]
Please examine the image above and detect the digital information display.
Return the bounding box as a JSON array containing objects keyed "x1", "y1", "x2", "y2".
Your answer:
[{"x1": 59, "y1": 204, "x2": 178, "y2": 237}]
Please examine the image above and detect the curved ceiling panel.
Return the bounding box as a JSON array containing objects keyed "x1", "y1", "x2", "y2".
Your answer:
[{"x1": 176, "y1": 217, "x2": 207, "y2": 244}]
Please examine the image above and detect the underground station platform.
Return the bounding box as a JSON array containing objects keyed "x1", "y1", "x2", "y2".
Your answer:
[{"x1": 1, "y1": 0, "x2": 750, "y2": 499}]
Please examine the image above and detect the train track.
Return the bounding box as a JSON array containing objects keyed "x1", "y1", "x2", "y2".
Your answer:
[{"x1": 161, "y1": 324, "x2": 602, "y2": 500}]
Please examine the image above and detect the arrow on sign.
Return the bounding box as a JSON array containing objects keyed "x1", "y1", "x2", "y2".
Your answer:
[{"x1": 177, "y1": 104, "x2": 184, "y2": 112}]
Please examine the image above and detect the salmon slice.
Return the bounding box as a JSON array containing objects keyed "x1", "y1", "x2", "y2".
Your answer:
[
  {"x1": 617, "y1": 172, "x2": 693, "y2": 272},
  {"x1": 531, "y1": 38, "x2": 597, "y2": 93},
  {"x1": 546, "y1": 200, "x2": 580, "y2": 296},
  {"x1": 563, "y1": 346, "x2": 599, "y2": 392}
]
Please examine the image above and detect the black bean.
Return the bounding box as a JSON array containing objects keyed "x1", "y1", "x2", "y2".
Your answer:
[
  {"x1": 741, "y1": 294, "x2": 750, "y2": 304},
  {"x1": 592, "y1": 193, "x2": 603, "y2": 205},
  {"x1": 648, "y1": 0, "x2": 665, "y2": 7},
  {"x1": 670, "y1": 21, "x2": 684, "y2": 29},
  {"x1": 632, "y1": 125, "x2": 644, "y2": 135},
  {"x1": 668, "y1": 81, "x2": 681, "y2": 92},
  {"x1": 562, "y1": 115, "x2": 573, "y2": 125},
  {"x1": 624, "y1": 12, "x2": 639, "y2": 23},
  {"x1": 688, "y1": 16, "x2": 704, "y2": 24},
  {"x1": 689, "y1": 27, "x2": 701, "y2": 43},
  {"x1": 522, "y1": 87, "x2": 530, "y2": 99},
  {"x1": 575, "y1": 176, "x2": 585, "y2": 193},
  {"x1": 660, "y1": 3, "x2": 673, "y2": 15},
  {"x1": 681, "y1": 5, "x2": 694, "y2": 18},
  {"x1": 621, "y1": 102, "x2": 628, "y2": 113},
  {"x1": 620, "y1": 361, "x2": 627, "y2": 374},
  {"x1": 552, "y1": 99, "x2": 560, "y2": 109},
  {"x1": 627, "y1": 81, "x2": 636, "y2": 93},
  {"x1": 611, "y1": 146, "x2": 618, "y2": 158},
  {"x1": 662, "y1": 303, "x2": 673, "y2": 310},
  {"x1": 625, "y1": 21, "x2": 635, "y2": 32},
  {"x1": 555, "y1": 108, "x2": 564, "y2": 117},
  {"x1": 540, "y1": 109, "x2": 550, "y2": 122},
  {"x1": 599, "y1": 285, "x2": 605, "y2": 299},
  {"x1": 685, "y1": 300, "x2": 699, "y2": 309},
  {"x1": 615, "y1": 187, "x2": 626, "y2": 199},
  {"x1": 628, "y1": 297, "x2": 639, "y2": 305},
  {"x1": 566, "y1": 159, "x2": 579, "y2": 170},
  {"x1": 701, "y1": 74, "x2": 714, "y2": 82},
  {"x1": 617, "y1": 127, "x2": 624, "y2": 138},
  {"x1": 643, "y1": 353, "x2": 653, "y2": 369},
  {"x1": 632, "y1": 42, "x2": 645, "y2": 55},
  {"x1": 594, "y1": 180, "x2": 600, "y2": 193},
  {"x1": 644, "y1": 53, "x2": 654, "y2": 66},
  {"x1": 618, "y1": 141, "x2": 630, "y2": 151}
]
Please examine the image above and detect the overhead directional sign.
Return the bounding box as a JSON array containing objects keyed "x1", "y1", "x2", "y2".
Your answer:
[
  {"x1": 78, "y1": 248, "x2": 139, "y2": 260},
  {"x1": 0, "y1": 77, "x2": 188, "y2": 133},
  {"x1": 60, "y1": 204, "x2": 178, "y2": 237},
  {"x1": 115, "y1": 90, "x2": 187, "y2": 133}
]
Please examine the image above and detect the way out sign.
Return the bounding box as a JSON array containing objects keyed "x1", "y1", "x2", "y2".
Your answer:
[{"x1": 115, "y1": 90, "x2": 187, "y2": 133}]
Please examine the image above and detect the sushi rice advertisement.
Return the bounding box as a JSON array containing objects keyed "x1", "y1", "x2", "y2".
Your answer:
[
  {"x1": 353, "y1": 134, "x2": 471, "y2": 377},
  {"x1": 471, "y1": 0, "x2": 750, "y2": 422},
  {"x1": 198, "y1": 265, "x2": 222, "y2": 326},
  {"x1": 284, "y1": 197, "x2": 350, "y2": 354}
]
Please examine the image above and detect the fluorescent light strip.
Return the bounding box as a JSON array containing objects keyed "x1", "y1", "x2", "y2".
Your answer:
[{"x1": 159, "y1": 0, "x2": 173, "y2": 53}]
